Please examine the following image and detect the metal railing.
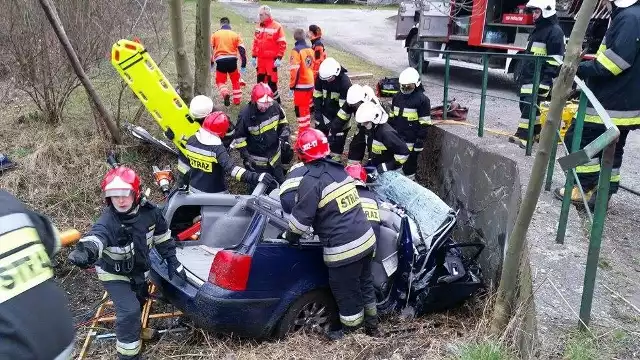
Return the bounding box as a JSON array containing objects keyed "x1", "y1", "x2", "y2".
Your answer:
[{"x1": 408, "y1": 46, "x2": 620, "y2": 328}]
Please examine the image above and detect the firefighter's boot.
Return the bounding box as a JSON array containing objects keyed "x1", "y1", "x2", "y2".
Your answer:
[
  {"x1": 553, "y1": 186, "x2": 595, "y2": 206},
  {"x1": 587, "y1": 190, "x2": 612, "y2": 212}
]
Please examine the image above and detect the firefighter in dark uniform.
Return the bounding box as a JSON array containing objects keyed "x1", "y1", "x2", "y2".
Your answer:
[
  {"x1": 330, "y1": 84, "x2": 382, "y2": 165},
  {"x1": 0, "y1": 190, "x2": 75, "y2": 360},
  {"x1": 355, "y1": 101, "x2": 411, "y2": 175},
  {"x1": 389, "y1": 67, "x2": 431, "y2": 180},
  {"x1": 313, "y1": 57, "x2": 352, "y2": 159},
  {"x1": 555, "y1": 0, "x2": 640, "y2": 209},
  {"x1": 280, "y1": 128, "x2": 379, "y2": 340},
  {"x1": 67, "y1": 166, "x2": 184, "y2": 360},
  {"x1": 509, "y1": 0, "x2": 565, "y2": 148},
  {"x1": 345, "y1": 163, "x2": 382, "y2": 242},
  {"x1": 232, "y1": 84, "x2": 291, "y2": 184},
  {"x1": 177, "y1": 111, "x2": 278, "y2": 193}
]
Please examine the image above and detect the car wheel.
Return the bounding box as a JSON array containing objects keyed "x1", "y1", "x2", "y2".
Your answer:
[
  {"x1": 273, "y1": 289, "x2": 339, "y2": 339},
  {"x1": 407, "y1": 36, "x2": 429, "y2": 74}
]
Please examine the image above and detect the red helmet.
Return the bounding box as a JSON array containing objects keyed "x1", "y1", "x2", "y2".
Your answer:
[
  {"x1": 251, "y1": 83, "x2": 274, "y2": 112},
  {"x1": 101, "y1": 166, "x2": 141, "y2": 201},
  {"x1": 345, "y1": 164, "x2": 367, "y2": 183},
  {"x1": 202, "y1": 111, "x2": 230, "y2": 138},
  {"x1": 295, "y1": 128, "x2": 330, "y2": 163}
]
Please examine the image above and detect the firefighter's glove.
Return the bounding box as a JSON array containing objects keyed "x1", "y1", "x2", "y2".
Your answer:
[
  {"x1": 285, "y1": 231, "x2": 302, "y2": 247},
  {"x1": 243, "y1": 159, "x2": 257, "y2": 171},
  {"x1": 274, "y1": 58, "x2": 282, "y2": 68},
  {"x1": 240, "y1": 67, "x2": 247, "y2": 75},
  {"x1": 167, "y1": 256, "x2": 186, "y2": 282},
  {"x1": 250, "y1": 57, "x2": 257, "y2": 68},
  {"x1": 68, "y1": 241, "x2": 99, "y2": 269},
  {"x1": 258, "y1": 173, "x2": 279, "y2": 191},
  {"x1": 288, "y1": 89, "x2": 294, "y2": 98}
]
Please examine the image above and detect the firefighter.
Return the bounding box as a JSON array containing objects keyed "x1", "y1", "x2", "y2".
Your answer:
[
  {"x1": 509, "y1": 0, "x2": 565, "y2": 148},
  {"x1": 189, "y1": 95, "x2": 214, "y2": 125},
  {"x1": 188, "y1": 95, "x2": 234, "y2": 147},
  {"x1": 211, "y1": 17, "x2": 247, "y2": 106},
  {"x1": 251, "y1": 5, "x2": 287, "y2": 104},
  {"x1": 345, "y1": 163, "x2": 382, "y2": 241},
  {"x1": 308, "y1": 25, "x2": 327, "y2": 80},
  {"x1": 67, "y1": 166, "x2": 184, "y2": 360},
  {"x1": 314, "y1": 57, "x2": 352, "y2": 159},
  {"x1": 288, "y1": 28, "x2": 315, "y2": 130},
  {"x1": 554, "y1": 0, "x2": 640, "y2": 209},
  {"x1": 388, "y1": 67, "x2": 431, "y2": 180},
  {"x1": 355, "y1": 101, "x2": 411, "y2": 175},
  {"x1": 232, "y1": 83, "x2": 291, "y2": 184},
  {"x1": 280, "y1": 128, "x2": 379, "y2": 339},
  {"x1": 340, "y1": 84, "x2": 386, "y2": 165},
  {"x1": 0, "y1": 190, "x2": 75, "y2": 360},
  {"x1": 177, "y1": 111, "x2": 278, "y2": 193}
]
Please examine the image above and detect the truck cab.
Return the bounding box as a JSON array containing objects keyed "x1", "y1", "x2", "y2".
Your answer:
[{"x1": 395, "y1": 0, "x2": 609, "y2": 81}]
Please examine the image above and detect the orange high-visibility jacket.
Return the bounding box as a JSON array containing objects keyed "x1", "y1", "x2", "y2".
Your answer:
[
  {"x1": 252, "y1": 18, "x2": 287, "y2": 60},
  {"x1": 211, "y1": 27, "x2": 246, "y2": 64},
  {"x1": 289, "y1": 42, "x2": 315, "y2": 90},
  {"x1": 310, "y1": 36, "x2": 326, "y2": 78}
]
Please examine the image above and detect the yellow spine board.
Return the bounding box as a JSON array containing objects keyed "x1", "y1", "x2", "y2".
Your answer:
[{"x1": 111, "y1": 39, "x2": 200, "y2": 154}]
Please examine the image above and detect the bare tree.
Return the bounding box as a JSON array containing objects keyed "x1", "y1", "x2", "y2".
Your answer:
[
  {"x1": 169, "y1": 0, "x2": 194, "y2": 103},
  {"x1": 193, "y1": 0, "x2": 212, "y2": 97},
  {"x1": 0, "y1": 0, "x2": 156, "y2": 126},
  {"x1": 38, "y1": 0, "x2": 122, "y2": 143},
  {"x1": 490, "y1": 0, "x2": 601, "y2": 335}
]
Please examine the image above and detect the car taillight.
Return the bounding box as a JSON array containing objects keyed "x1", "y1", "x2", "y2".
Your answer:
[{"x1": 208, "y1": 250, "x2": 252, "y2": 291}]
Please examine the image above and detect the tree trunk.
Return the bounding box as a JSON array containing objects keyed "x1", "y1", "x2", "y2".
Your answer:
[
  {"x1": 193, "y1": 0, "x2": 212, "y2": 97},
  {"x1": 38, "y1": 0, "x2": 122, "y2": 144},
  {"x1": 490, "y1": 0, "x2": 600, "y2": 335},
  {"x1": 169, "y1": 0, "x2": 194, "y2": 104}
]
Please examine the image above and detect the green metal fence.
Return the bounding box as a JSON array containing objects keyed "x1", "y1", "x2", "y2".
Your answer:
[{"x1": 408, "y1": 47, "x2": 620, "y2": 328}]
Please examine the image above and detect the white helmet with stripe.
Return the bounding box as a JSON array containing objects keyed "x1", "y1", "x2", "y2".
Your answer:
[{"x1": 355, "y1": 101, "x2": 388, "y2": 125}]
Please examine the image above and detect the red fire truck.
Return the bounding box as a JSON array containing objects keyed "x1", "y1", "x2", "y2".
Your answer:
[{"x1": 395, "y1": 0, "x2": 610, "y2": 81}]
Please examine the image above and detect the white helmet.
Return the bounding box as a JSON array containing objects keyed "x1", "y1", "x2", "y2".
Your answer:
[
  {"x1": 399, "y1": 67, "x2": 421, "y2": 86},
  {"x1": 346, "y1": 84, "x2": 365, "y2": 105},
  {"x1": 362, "y1": 85, "x2": 377, "y2": 101},
  {"x1": 355, "y1": 101, "x2": 388, "y2": 125},
  {"x1": 526, "y1": 0, "x2": 556, "y2": 18},
  {"x1": 189, "y1": 95, "x2": 214, "y2": 119},
  {"x1": 610, "y1": 0, "x2": 637, "y2": 8},
  {"x1": 318, "y1": 57, "x2": 341, "y2": 80}
]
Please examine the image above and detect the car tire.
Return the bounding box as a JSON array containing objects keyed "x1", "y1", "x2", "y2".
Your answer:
[
  {"x1": 407, "y1": 35, "x2": 429, "y2": 74},
  {"x1": 273, "y1": 289, "x2": 339, "y2": 339}
]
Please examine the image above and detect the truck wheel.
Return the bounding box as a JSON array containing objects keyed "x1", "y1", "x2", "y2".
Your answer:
[
  {"x1": 407, "y1": 36, "x2": 428, "y2": 73},
  {"x1": 273, "y1": 289, "x2": 339, "y2": 339}
]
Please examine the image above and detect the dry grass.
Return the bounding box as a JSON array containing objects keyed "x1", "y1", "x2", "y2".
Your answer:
[{"x1": 0, "y1": 1, "x2": 492, "y2": 359}]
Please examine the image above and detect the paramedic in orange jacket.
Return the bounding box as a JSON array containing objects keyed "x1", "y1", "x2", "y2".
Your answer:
[
  {"x1": 289, "y1": 28, "x2": 315, "y2": 130},
  {"x1": 308, "y1": 25, "x2": 327, "y2": 79},
  {"x1": 211, "y1": 17, "x2": 247, "y2": 106},
  {"x1": 252, "y1": 5, "x2": 287, "y2": 104}
]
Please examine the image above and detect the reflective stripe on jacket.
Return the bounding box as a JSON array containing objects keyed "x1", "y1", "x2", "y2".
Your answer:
[
  {"x1": 389, "y1": 86, "x2": 431, "y2": 144},
  {"x1": 231, "y1": 103, "x2": 290, "y2": 160},
  {"x1": 281, "y1": 158, "x2": 375, "y2": 267},
  {"x1": 252, "y1": 18, "x2": 287, "y2": 60},
  {"x1": 578, "y1": 4, "x2": 640, "y2": 127},
  {"x1": 313, "y1": 68, "x2": 352, "y2": 122},
  {"x1": 366, "y1": 123, "x2": 411, "y2": 171},
  {"x1": 519, "y1": 15, "x2": 565, "y2": 97},
  {"x1": 289, "y1": 40, "x2": 316, "y2": 90},
  {"x1": 211, "y1": 26, "x2": 247, "y2": 67}
]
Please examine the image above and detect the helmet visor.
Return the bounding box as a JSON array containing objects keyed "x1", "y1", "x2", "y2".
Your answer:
[
  {"x1": 321, "y1": 75, "x2": 336, "y2": 82},
  {"x1": 256, "y1": 98, "x2": 273, "y2": 111},
  {"x1": 400, "y1": 83, "x2": 416, "y2": 94},
  {"x1": 104, "y1": 189, "x2": 133, "y2": 198}
]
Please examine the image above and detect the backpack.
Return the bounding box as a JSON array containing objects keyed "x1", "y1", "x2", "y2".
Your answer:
[{"x1": 376, "y1": 77, "x2": 400, "y2": 98}]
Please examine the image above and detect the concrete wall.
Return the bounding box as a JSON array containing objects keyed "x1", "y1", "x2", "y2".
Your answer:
[{"x1": 418, "y1": 126, "x2": 521, "y2": 285}]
